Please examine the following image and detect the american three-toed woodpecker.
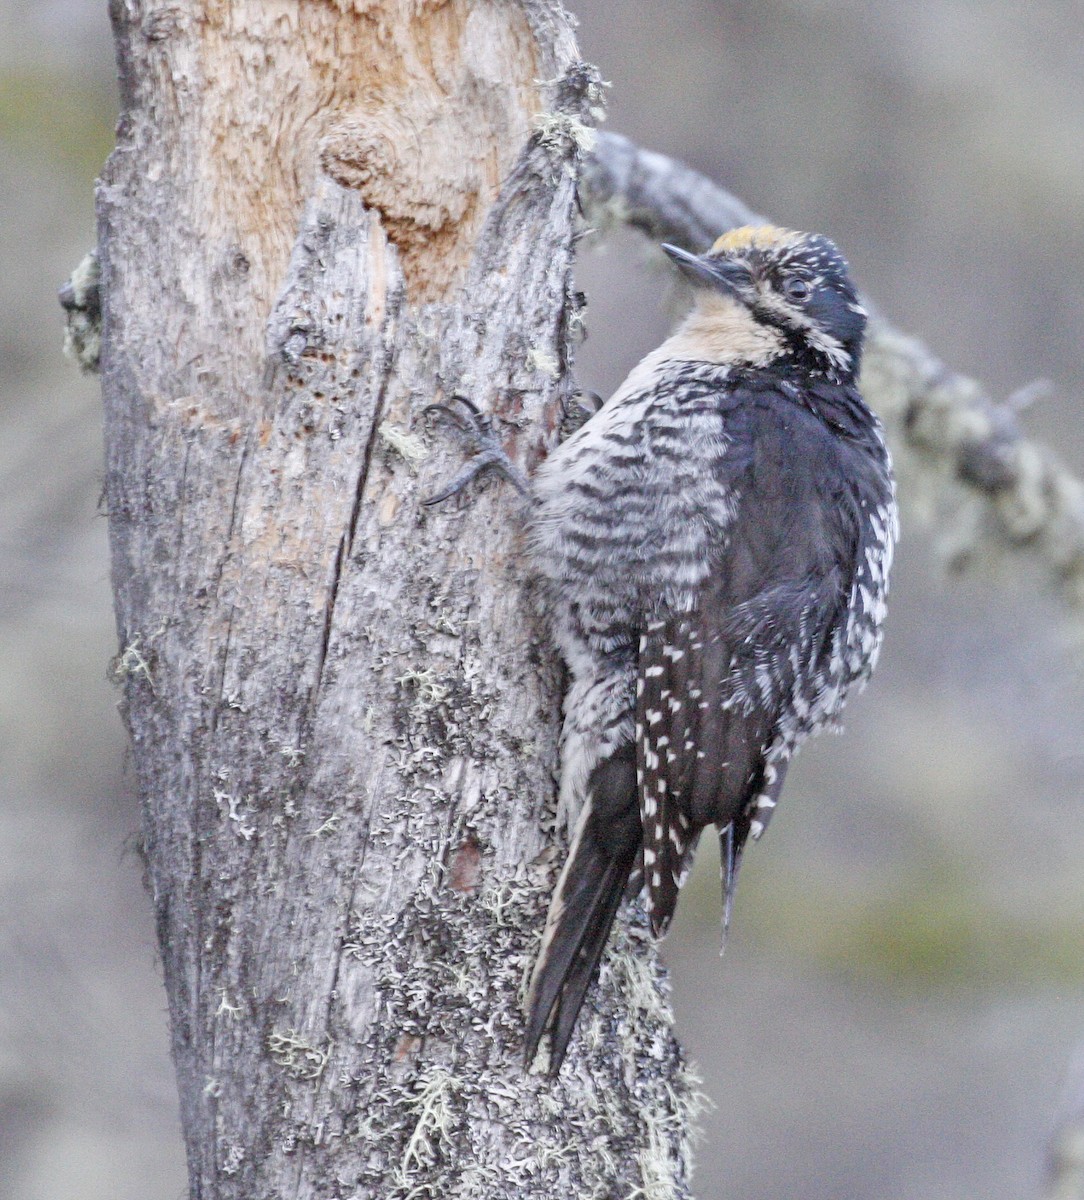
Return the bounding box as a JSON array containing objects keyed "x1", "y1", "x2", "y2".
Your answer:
[{"x1": 520, "y1": 225, "x2": 897, "y2": 1073}]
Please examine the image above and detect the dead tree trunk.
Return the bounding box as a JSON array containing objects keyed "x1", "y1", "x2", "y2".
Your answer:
[{"x1": 97, "y1": 2, "x2": 699, "y2": 1197}]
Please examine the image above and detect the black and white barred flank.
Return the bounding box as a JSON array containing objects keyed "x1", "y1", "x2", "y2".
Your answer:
[{"x1": 524, "y1": 226, "x2": 897, "y2": 1074}]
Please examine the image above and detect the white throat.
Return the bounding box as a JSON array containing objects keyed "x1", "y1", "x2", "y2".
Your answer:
[{"x1": 663, "y1": 293, "x2": 785, "y2": 368}]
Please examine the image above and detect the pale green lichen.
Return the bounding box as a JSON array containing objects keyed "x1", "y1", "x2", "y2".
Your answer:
[
  {"x1": 220, "y1": 1144, "x2": 245, "y2": 1176},
  {"x1": 111, "y1": 634, "x2": 155, "y2": 692},
  {"x1": 215, "y1": 989, "x2": 242, "y2": 1020},
  {"x1": 60, "y1": 249, "x2": 101, "y2": 374},
  {"x1": 396, "y1": 1068, "x2": 456, "y2": 1184},
  {"x1": 263, "y1": 560, "x2": 696, "y2": 1196},
  {"x1": 278, "y1": 742, "x2": 305, "y2": 766},
  {"x1": 306, "y1": 812, "x2": 343, "y2": 838},
  {"x1": 396, "y1": 666, "x2": 450, "y2": 704},
  {"x1": 379, "y1": 423, "x2": 428, "y2": 471},
  {"x1": 534, "y1": 110, "x2": 598, "y2": 156},
  {"x1": 212, "y1": 788, "x2": 256, "y2": 841},
  {"x1": 526, "y1": 346, "x2": 560, "y2": 378},
  {"x1": 329, "y1": 822, "x2": 693, "y2": 1196},
  {"x1": 267, "y1": 1028, "x2": 330, "y2": 1080}
]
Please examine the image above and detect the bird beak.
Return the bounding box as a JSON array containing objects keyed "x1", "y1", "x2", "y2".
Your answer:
[{"x1": 662, "y1": 243, "x2": 752, "y2": 301}]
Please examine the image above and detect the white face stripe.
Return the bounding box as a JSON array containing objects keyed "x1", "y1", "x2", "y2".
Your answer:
[
  {"x1": 735, "y1": 285, "x2": 853, "y2": 372},
  {"x1": 804, "y1": 326, "x2": 852, "y2": 371},
  {"x1": 694, "y1": 229, "x2": 861, "y2": 375}
]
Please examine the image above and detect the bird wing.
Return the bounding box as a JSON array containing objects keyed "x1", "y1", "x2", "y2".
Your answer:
[{"x1": 636, "y1": 390, "x2": 856, "y2": 935}]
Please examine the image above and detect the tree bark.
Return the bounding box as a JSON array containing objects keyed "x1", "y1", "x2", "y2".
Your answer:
[{"x1": 98, "y1": 4, "x2": 697, "y2": 1198}]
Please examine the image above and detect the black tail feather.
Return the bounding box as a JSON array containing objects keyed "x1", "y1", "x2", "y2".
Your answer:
[
  {"x1": 719, "y1": 820, "x2": 744, "y2": 953},
  {"x1": 523, "y1": 832, "x2": 597, "y2": 1062},
  {"x1": 524, "y1": 820, "x2": 636, "y2": 1072},
  {"x1": 717, "y1": 760, "x2": 789, "y2": 951},
  {"x1": 525, "y1": 747, "x2": 640, "y2": 1074},
  {"x1": 544, "y1": 855, "x2": 632, "y2": 1073}
]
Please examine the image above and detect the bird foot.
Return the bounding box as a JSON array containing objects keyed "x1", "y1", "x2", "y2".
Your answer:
[
  {"x1": 558, "y1": 388, "x2": 603, "y2": 441},
  {"x1": 423, "y1": 395, "x2": 530, "y2": 507}
]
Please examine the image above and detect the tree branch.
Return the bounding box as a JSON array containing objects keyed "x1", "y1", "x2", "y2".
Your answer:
[{"x1": 583, "y1": 131, "x2": 1084, "y2": 610}]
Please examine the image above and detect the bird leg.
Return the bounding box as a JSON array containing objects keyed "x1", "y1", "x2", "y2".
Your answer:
[
  {"x1": 423, "y1": 395, "x2": 530, "y2": 506},
  {"x1": 558, "y1": 388, "x2": 603, "y2": 440}
]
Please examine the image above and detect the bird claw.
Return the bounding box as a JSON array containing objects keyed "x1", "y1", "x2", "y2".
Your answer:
[
  {"x1": 423, "y1": 393, "x2": 488, "y2": 436},
  {"x1": 558, "y1": 388, "x2": 603, "y2": 441},
  {"x1": 423, "y1": 395, "x2": 530, "y2": 506}
]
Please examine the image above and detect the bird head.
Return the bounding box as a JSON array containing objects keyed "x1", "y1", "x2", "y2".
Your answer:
[{"x1": 663, "y1": 226, "x2": 867, "y2": 381}]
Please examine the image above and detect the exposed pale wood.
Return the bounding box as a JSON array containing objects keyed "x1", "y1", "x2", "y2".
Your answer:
[{"x1": 98, "y1": 4, "x2": 698, "y2": 1197}]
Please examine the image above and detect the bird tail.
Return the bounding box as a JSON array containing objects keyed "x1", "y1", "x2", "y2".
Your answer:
[
  {"x1": 719, "y1": 819, "x2": 746, "y2": 952},
  {"x1": 718, "y1": 761, "x2": 789, "y2": 952},
  {"x1": 524, "y1": 748, "x2": 640, "y2": 1074}
]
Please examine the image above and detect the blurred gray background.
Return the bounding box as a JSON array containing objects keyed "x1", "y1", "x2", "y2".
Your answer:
[{"x1": 3, "y1": 2, "x2": 1084, "y2": 1197}]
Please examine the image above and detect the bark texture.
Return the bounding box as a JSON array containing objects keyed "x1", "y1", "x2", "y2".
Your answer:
[{"x1": 98, "y1": 5, "x2": 698, "y2": 1198}]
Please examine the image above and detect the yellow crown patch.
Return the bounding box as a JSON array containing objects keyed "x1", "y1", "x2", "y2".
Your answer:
[{"x1": 710, "y1": 225, "x2": 798, "y2": 254}]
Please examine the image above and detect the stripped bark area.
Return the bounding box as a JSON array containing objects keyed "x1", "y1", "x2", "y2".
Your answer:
[{"x1": 98, "y1": 3, "x2": 699, "y2": 1197}]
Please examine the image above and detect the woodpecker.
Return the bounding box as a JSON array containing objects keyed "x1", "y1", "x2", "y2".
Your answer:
[
  {"x1": 517, "y1": 225, "x2": 898, "y2": 1073},
  {"x1": 425, "y1": 224, "x2": 896, "y2": 1074}
]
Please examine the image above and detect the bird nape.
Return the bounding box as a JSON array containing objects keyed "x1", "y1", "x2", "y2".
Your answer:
[{"x1": 426, "y1": 225, "x2": 897, "y2": 1077}]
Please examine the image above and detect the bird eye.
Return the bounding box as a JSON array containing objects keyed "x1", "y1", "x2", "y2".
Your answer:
[{"x1": 783, "y1": 276, "x2": 811, "y2": 302}]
